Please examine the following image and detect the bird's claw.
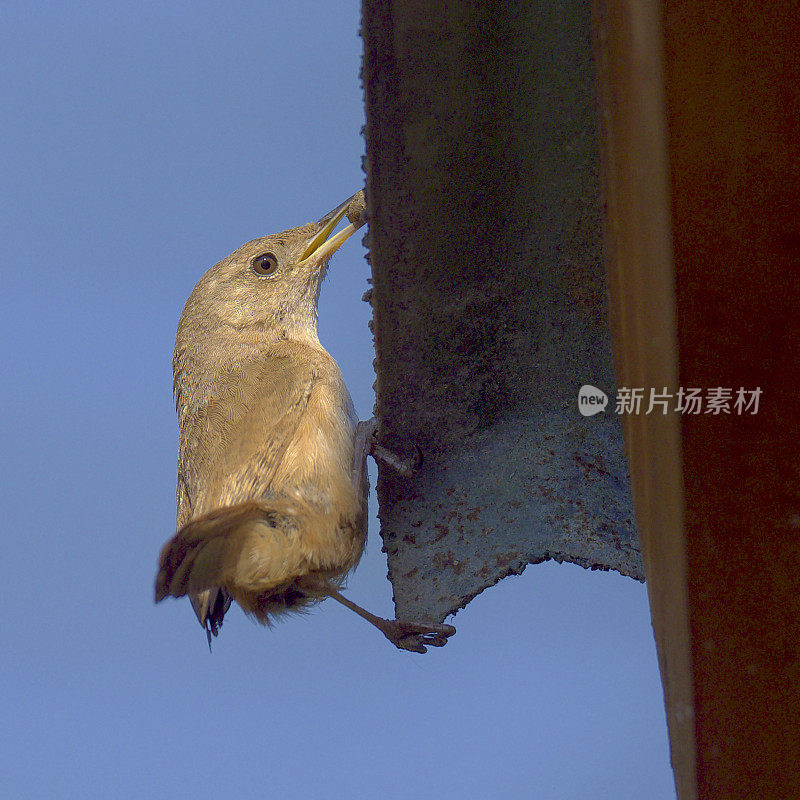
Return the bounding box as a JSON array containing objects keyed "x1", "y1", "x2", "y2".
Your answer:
[
  {"x1": 358, "y1": 417, "x2": 423, "y2": 477},
  {"x1": 371, "y1": 443, "x2": 422, "y2": 477},
  {"x1": 381, "y1": 619, "x2": 456, "y2": 653}
]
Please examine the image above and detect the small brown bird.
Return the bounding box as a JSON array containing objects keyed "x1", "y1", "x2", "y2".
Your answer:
[{"x1": 155, "y1": 192, "x2": 455, "y2": 653}]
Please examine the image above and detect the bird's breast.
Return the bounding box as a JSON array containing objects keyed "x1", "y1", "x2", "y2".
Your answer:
[{"x1": 278, "y1": 371, "x2": 360, "y2": 519}]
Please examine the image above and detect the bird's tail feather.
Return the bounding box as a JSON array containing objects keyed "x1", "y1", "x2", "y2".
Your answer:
[
  {"x1": 155, "y1": 499, "x2": 335, "y2": 629},
  {"x1": 190, "y1": 587, "x2": 231, "y2": 644}
]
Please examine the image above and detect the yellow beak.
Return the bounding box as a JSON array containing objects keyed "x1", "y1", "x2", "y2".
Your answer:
[{"x1": 299, "y1": 192, "x2": 366, "y2": 265}]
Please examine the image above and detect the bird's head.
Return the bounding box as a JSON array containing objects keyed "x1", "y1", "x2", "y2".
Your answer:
[{"x1": 178, "y1": 192, "x2": 365, "y2": 345}]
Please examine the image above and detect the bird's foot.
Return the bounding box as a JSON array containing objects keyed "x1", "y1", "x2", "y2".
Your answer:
[
  {"x1": 325, "y1": 587, "x2": 455, "y2": 654},
  {"x1": 358, "y1": 417, "x2": 422, "y2": 477},
  {"x1": 375, "y1": 618, "x2": 456, "y2": 654},
  {"x1": 371, "y1": 442, "x2": 422, "y2": 477}
]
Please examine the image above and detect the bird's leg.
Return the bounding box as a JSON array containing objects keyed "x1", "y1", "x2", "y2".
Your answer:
[
  {"x1": 326, "y1": 587, "x2": 456, "y2": 654},
  {"x1": 347, "y1": 420, "x2": 453, "y2": 652},
  {"x1": 352, "y1": 418, "x2": 378, "y2": 501}
]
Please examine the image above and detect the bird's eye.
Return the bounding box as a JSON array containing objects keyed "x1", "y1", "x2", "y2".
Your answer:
[{"x1": 251, "y1": 252, "x2": 279, "y2": 276}]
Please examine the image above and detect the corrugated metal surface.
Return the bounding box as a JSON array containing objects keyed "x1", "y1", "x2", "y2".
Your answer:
[{"x1": 362, "y1": 0, "x2": 642, "y2": 622}]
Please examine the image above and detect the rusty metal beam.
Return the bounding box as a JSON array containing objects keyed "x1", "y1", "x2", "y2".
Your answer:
[
  {"x1": 593, "y1": 0, "x2": 695, "y2": 796},
  {"x1": 664, "y1": 2, "x2": 800, "y2": 796},
  {"x1": 597, "y1": 0, "x2": 800, "y2": 797},
  {"x1": 362, "y1": 0, "x2": 642, "y2": 623}
]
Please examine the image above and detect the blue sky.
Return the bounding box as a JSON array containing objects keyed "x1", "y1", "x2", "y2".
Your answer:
[{"x1": 1, "y1": 3, "x2": 676, "y2": 798}]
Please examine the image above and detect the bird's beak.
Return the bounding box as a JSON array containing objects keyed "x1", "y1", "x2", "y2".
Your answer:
[{"x1": 298, "y1": 191, "x2": 366, "y2": 265}]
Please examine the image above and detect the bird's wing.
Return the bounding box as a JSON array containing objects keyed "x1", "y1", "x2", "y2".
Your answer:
[
  {"x1": 177, "y1": 344, "x2": 320, "y2": 520},
  {"x1": 173, "y1": 343, "x2": 324, "y2": 639}
]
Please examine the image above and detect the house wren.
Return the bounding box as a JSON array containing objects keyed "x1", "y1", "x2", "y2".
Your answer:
[{"x1": 155, "y1": 192, "x2": 455, "y2": 653}]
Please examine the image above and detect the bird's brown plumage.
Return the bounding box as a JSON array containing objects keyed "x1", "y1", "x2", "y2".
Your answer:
[{"x1": 155, "y1": 196, "x2": 367, "y2": 639}]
